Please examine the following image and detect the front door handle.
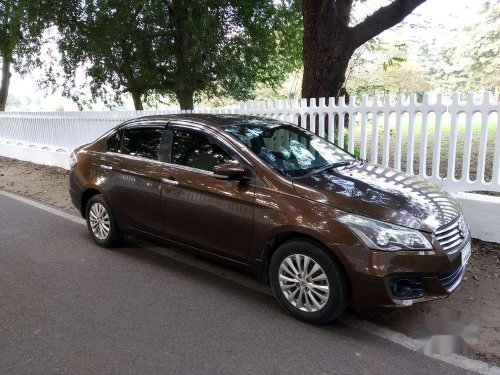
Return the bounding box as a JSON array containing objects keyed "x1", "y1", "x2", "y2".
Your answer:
[{"x1": 162, "y1": 177, "x2": 179, "y2": 186}]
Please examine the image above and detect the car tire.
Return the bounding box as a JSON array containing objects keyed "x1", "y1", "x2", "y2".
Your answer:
[
  {"x1": 86, "y1": 194, "x2": 121, "y2": 247},
  {"x1": 269, "y1": 239, "x2": 350, "y2": 324}
]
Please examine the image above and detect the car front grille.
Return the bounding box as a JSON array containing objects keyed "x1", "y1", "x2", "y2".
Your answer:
[{"x1": 435, "y1": 215, "x2": 469, "y2": 254}]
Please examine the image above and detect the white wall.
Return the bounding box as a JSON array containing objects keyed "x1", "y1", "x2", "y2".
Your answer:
[{"x1": 453, "y1": 193, "x2": 500, "y2": 243}]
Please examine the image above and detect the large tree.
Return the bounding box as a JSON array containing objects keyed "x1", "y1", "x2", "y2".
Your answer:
[
  {"x1": 301, "y1": 0, "x2": 427, "y2": 100},
  {"x1": 48, "y1": 0, "x2": 164, "y2": 110},
  {"x1": 0, "y1": 0, "x2": 47, "y2": 111},
  {"x1": 48, "y1": 0, "x2": 301, "y2": 110}
]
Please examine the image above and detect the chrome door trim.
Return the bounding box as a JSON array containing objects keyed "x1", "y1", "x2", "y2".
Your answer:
[
  {"x1": 161, "y1": 162, "x2": 215, "y2": 177},
  {"x1": 162, "y1": 178, "x2": 179, "y2": 185}
]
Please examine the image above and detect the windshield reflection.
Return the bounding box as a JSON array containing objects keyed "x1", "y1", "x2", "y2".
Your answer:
[{"x1": 224, "y1": 122, "x2": 355, "y2": 178}]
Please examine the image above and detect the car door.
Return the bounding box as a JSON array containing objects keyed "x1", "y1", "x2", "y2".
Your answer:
[
  {"x1": 101, "y1": 124, "x2": 165, "y2": 235},
  {"x1": 160, "y1": 124, "x2": 255, "y2": 261}
]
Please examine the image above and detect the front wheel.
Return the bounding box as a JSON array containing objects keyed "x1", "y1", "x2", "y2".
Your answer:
[
  {"x1": 86, "y1": 195, "x2": 121, "y2": 247},
  {"x1": 269, "y1": 239, "x2": 350, "y2": 324}
]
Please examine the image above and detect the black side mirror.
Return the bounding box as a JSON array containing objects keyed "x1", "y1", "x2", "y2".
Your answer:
[{"x1": 213, "y1": 162, "x2": 247, "y2": 181}]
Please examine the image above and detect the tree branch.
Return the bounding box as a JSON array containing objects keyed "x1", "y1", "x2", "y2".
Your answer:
[
  {"x1": 120, "y1": 80, "x2": 175, "y2": 94},
  {"x1": 351, "y1": 0, "x2": 427, "y2": 48}
]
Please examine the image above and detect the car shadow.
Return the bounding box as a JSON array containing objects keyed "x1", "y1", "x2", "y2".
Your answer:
[{"x1": 76, "y1": 228, "x2": 427, "y2": 347}]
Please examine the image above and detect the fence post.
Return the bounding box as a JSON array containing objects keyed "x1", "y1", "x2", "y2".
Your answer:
[{"x1": 446, "y1": 93, "x2": 461, "y2": 185}]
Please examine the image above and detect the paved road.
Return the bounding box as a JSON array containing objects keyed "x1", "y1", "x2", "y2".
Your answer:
[{"x1": 0, "y1": 193, "x2": 475, "y2": 375}]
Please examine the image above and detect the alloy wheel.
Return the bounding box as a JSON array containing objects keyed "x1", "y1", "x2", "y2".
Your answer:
[
  {"x1": 278, "y1": 254, "x2": 330, "y2": 312},
  {"x1": 89, "y1": 203, "x2": 111, "y2": 240}
]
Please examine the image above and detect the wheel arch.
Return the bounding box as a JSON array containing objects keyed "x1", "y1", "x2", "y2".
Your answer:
[
  {"x1": 257, "y1": 230, "x2": 350, "y2": 287},
  {"x1": 80, "y1": 186, "x2": 104, "y2": 218}
]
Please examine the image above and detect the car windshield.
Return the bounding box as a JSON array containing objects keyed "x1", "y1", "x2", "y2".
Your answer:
[{"x1": 224, "y1": 120, "x2": 356, "y2": 178}]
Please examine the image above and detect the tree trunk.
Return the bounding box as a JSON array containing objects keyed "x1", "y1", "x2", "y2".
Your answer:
[
  {"x1": 131, "y1": 91, "x2": 144, "y2": 110},
  {"x1": 301, "y1": 1, "x2": 354, "y2": 103},
  {"x1": 168, "y1": 0, "x2": 196, "y2": 111},
  {"x1": 177, "y1": 89, "x2": 194, "y2": 110},
  {"x1": 301, "y1": 0, "x2": 427, "y2": 103},
  {"x1": 0, "y1": 58, "x2": 12, "y2": 112}
]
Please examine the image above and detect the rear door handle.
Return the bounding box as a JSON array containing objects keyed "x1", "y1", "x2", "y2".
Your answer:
[
  {"x1": 162, "y1": 177, "x2": 179, "y2": 186},
  {"x1": 100, "y1": 164, "x2": 112, "y2": 170}
]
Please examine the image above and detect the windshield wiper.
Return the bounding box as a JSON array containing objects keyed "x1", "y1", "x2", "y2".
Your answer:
[
  {"x1": 293, "y1": 160, "x2": 358, "y2": 178},
  {"x1": 331, "y1": 160, "x2": 357, "y2": 169},
  {"x1": 308, "y1": 161, "x2": 355, "y2": 175}
]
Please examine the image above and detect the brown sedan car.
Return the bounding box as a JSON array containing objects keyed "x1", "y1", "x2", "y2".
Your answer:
[{"x1": 69, "y1": 114, "x2": 471, "y2": 324}]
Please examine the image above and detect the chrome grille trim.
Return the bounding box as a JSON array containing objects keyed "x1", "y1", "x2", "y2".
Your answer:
[
  {"x1": 439, "y1": 233, "x2": 462, "y2": 246},
  {"x1": 439, "y1": 265, "x2": 466, "y2": 292},
  {"x1": 435, "y1": 215, "x2": 469, "y2": 254}
]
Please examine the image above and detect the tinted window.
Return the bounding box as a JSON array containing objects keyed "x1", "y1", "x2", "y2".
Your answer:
[
  {"x1": 122, "y1": 128, "x2": 163, "y2": 160},
  {"x1": 171, "y1": 129, "x2": 234, "y2": 171},
  {"x1": 224, "y1": 122, "x2": 355, "y2": 178},
  {"x1": 107, "y1": 131, "x2": 122, "y2": 153}
]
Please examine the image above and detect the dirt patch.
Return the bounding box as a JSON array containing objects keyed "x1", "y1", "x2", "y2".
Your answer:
[
  {"x1": 1, "y1": 156, "x2": 499, "y2": 364},
  {"x1": 0, "y1": 156, "x2": 76, "y2": 213}
]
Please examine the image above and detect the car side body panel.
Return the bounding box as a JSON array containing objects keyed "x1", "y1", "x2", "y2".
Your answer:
[
  {"x1": 161, "y1": 162, "x2": 256, "y2": 262},
  {"x1": 102, "y1": 154, "x2": 163, "y2": 234}
]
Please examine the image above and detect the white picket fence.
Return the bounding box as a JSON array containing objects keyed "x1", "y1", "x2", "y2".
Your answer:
[{"x1": 0, "y1": 92, "x2": 499, "y2": 193}]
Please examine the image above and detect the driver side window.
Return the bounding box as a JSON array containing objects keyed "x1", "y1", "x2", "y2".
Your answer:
[
  {"x1": 171, "y1": 129, "x2": 234, "y2": 172},
  {"x1": 107, "y1": 131, "x2": 122, "y2": 153}
]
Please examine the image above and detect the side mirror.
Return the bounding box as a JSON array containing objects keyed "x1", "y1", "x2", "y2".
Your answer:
[{"x1": 213, "y1": 162, "x2": 247, "y2": 181}]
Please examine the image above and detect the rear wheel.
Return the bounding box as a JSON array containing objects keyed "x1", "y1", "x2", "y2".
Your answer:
[
  {"x1": 269, "y1": 239, "x2": 349, "y2": 324},
  {"x1": 86, "y1": 195, "x2": 121, "y2": 247}
]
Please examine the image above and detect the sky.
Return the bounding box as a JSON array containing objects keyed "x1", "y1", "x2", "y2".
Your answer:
[{"x1": 7, "y1": 0, "x2": 486, "y2": 111}]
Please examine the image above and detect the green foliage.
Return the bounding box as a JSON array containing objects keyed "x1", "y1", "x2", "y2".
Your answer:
[
  {"x1": 0, "y1": 0, "x2": 23, "y2": 62},
  {"x1": 343, "y1": 2, "x2": 498, "y2": 98},
  {"x1": 0, "y1": 1, "x2": 48, "y2": 81},
  {"x1": 346, "y1": 40, "x2": 431, "y2": 97},
  {"x1": 1, "y1": 1, "x2": 50, "y2": 62},
  {"x1": 0, "y1": 0, "x2": 50, "y2": 110},
  {"x1": 325, "y1": 130, "x2": 360, "y2": 158},
  {"x1": 337, "y1": 132, "x2": 360, "y2": 158},
  {"x1": 425, "y1": 0, "x2": 500, "y2": 95},
  {"x1": 44, "y1": 0, "x2": 302, "y2": 109},
  {"x1": 382, "y1": 56, "x2": 406, "y2": 71}
]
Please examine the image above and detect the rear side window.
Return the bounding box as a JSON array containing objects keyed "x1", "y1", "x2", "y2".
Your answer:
[
  {"x1": 171, "y1": 129, "x2": 234, "y2": 171},
  {"x1": 107, "y1": 131, "x2": 122, "y2": 153},
  {"x1": 121, "y1": 128, "x2": 163, "y2": 160}
]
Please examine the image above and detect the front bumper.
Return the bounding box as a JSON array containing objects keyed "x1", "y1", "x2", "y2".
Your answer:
[{"x1": 334, "y1": 237, "x2": 471, "y2": 309}]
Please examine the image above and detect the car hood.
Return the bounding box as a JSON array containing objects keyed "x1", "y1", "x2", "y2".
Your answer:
[{"x1": 292, "y1": 162, "x2": 461, "y2": 233}]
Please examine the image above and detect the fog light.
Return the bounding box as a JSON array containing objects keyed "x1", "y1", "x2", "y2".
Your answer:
[{"x1": 388, "y1": 277, "x2": 426, "y2": 300}]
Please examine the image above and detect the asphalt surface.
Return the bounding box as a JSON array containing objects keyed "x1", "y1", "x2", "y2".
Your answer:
[{"x1": 0, "y1": 193, "x2": 475, "y2": 374}]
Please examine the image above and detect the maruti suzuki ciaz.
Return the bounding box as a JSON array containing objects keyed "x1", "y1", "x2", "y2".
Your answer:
[{"x1": 69, "y1": 114, "x2": 471, "y2": 324}]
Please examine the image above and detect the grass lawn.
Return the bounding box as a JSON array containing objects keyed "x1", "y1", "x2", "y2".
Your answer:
[{"x1": 327, "y1": 115, "x2": 499, "y2": 183}]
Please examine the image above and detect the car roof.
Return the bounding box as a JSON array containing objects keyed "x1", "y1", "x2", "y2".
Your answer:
[{"x1": 124, "y1": 113, "x2": 284, "y2": 129}]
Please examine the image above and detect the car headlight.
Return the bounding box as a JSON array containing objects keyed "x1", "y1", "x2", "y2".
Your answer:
[
  {"x1": 338, "y1": 214, "x2": 432, "y2": 251},
  {"x1": 69, "y1": 150, "x2": 78, "y2": 168}
]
